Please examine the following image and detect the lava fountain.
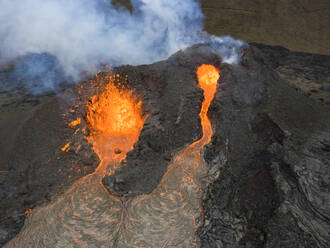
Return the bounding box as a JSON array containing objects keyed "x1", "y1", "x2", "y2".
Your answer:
[
  {"x1": 85, "y1": 82, "x2": 146, "y2": 175},
  {"x1": 5, "y1": 65, "x2": 219, "y2": 248}
]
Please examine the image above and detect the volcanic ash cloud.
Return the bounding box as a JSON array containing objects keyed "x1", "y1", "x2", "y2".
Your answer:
[{"x1": 0, "y1": 0, "x2": 243, "y2": 93}]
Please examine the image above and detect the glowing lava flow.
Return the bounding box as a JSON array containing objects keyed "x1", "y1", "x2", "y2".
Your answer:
[
  {"x1": 5, "y1": 65, "x2": 219, "y2": 248},
  {"x1": 178, "y1": 64, "x2": 219, "y2": 160}
]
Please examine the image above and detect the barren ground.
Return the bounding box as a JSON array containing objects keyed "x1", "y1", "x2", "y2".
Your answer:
[{"x1": 114, "y1": 0, "x2": 330, "y2": 55}]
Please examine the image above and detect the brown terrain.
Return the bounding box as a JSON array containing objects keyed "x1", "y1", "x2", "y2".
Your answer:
[
  {"x1": 200, "y1": 0, "x2": 330, "y2": 55},
  {"x1": 114, "y1": 0, "x2": 330, "y2": 55}
]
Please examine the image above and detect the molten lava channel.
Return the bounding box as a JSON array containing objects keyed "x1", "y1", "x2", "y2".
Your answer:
[{"x1": 5, "y1": 65, "x2": 220, "y2": 248}]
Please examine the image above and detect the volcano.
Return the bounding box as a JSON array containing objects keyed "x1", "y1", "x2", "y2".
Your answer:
[{"x1": 0, "y1": 44, "x2": 330, "y2": 247}]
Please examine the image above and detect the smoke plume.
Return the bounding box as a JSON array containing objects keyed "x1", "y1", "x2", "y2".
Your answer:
[{"x1": 0, "y1": 0, "x2": 244, "y2": 93}]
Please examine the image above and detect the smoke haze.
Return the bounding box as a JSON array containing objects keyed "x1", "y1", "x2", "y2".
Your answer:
[{"x1": 0, "y1": 0, "x2": 244, "y2": 93}]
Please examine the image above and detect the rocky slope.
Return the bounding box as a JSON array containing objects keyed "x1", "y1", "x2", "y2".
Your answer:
[
  {"x1": 0, "y1": 75, "x2": 99, "y2": 245},
  {"x1": 103, "y1": 44, "x2": 330, "y2": 247},
  {"x1": 196, "y1": 45, "x2": 330, "y2": 248}
]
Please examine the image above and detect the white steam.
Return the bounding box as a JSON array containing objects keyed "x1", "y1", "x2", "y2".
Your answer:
[{"x1": 0, "y1": 0, "x2": 244, "y2": 93}]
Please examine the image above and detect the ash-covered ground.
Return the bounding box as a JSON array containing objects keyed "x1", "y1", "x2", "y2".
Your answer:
[{"x1": 0, "y1": 43, "x2": 329, "y2": 247}]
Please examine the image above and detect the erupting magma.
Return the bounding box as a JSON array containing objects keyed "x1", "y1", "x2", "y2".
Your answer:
[
  {"x1": 5, "y1": 65, "x2": 220, "y2": 248},
  {"x1": 85, "y1": 82, "x2": 146, "y2": 175}
]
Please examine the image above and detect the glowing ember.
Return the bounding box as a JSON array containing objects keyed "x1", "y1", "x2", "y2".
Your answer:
[
  {"x1": 61, "y1": 142, "x2": 70, "y2": 152},
  {"x1": 68, "y1": 117, "x2": 81, "y2": 127}
]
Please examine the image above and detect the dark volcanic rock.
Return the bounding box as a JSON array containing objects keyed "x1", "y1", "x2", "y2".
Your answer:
[
  {"x1": 197, "y1": 45, "x2": 330, "y2": 248},
  {"x1": 250, "y1": 43, "x2": 330, "y2": 108},
  {"x1": 0, "y1": 87, "x2": 99, "y2": 245},
  {"x1": 102, "y1": 44, "x2": 330, "y2": 247}
]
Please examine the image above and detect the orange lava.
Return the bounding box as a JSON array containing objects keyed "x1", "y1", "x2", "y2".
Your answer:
[
  {"x1": 179, "y1": 64, "x2": 219, "y2": 246},
  {"x1": 196, "y1": 64, "x2": 219, "y2": 143},
  {"x1": 85, "y1": 82, "x2": 146, "y2": 174},
  {"x1": 186, "y1": 64, "x2": 220, "y2": 155}
]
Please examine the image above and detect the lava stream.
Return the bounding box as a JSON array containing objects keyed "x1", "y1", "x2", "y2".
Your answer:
[{"x1": 5, "y1": 65, "x2": 220, "y2": 248}]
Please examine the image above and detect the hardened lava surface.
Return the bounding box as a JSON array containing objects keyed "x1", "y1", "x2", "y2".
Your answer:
[{"x1": 4, "y1": 151, "x2": 206, "y2": 248}]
